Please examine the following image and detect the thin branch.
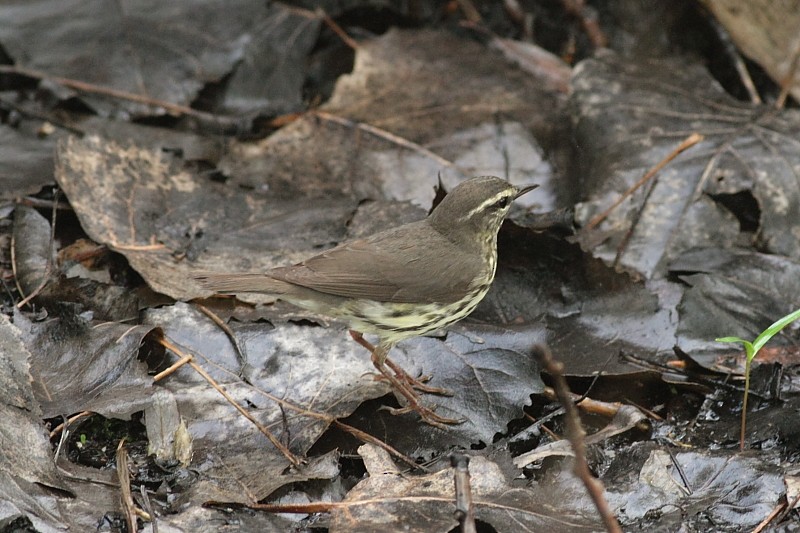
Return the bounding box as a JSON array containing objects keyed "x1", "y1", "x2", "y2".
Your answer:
[
  {"x1": 0, "y1": 65, "x2": 197, "y2": 116},
  {"x1": 585, "y1": 133, "x2": 704, "y2": 230},
  {"x1": 156, "y1": 337, "x2": 305, "y2": 466},
  {"x1": 116, "y1": 439, "x2": 149, "y2": 533},
  {"x1": 15, "y1": 188, "x2": 61, "y2": 309},
  {"x1": 532, "y1": 345, "x2": 622, "y2": 533},
  {"x1": 318, "y1": 9, "x2": 359, "y2": 50},
  {"x1": 312, "y1": 110, "x2": 458, "y2": 171},
  {"x1": 450, "y1": 454, "x2": 477, "y2": 533},
  {"x1": 561, "y1": 0, "x2": 608, "y2": 49},
  {"x1": 195, "y1": 303, "x2": 249, "y2": 373},
  {"x1": 49, "y1": 411, "x2": 92, "y2": 439},
  {"x1": 456, "y1": 0, "x2": 482, "y2": 23},
  {"x1": 708, "y1": 18, "x2": 761, "y2": 104},
  {"x1": 776, "y1": 38, "x2": 800, "y2": 109},
  {"x1": 752, "y1": 500, "x2": 787, "y2": 533},
  {"x1": 333, "y1": 421, "x2": 426, "y2": 472}
]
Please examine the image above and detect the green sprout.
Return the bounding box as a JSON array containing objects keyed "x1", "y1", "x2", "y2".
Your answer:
[{"x1": 716, "y1": 308, "x2": 800, "y2": 451}]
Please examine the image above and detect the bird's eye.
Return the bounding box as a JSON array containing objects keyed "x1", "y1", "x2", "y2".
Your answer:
[{"x1": 492, "y1": 197, "x2": 510, "y2": 209}]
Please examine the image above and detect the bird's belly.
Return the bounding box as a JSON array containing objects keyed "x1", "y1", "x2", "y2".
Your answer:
[{"x1": 345, "y1": 285, "x2": 491, "y2": 343}]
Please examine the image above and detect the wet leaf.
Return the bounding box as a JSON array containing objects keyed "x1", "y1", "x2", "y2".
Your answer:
[
  {"x1": 0, "y1": 1, "x2": 318, "y2": 116},
  {"x1": 329, "y1": 444, "x2": 601, "y2": 533},
  {"x1": 54, "y1": 135, "x2": 357, "y2": 300},
  {"x1": 143, "y1": 303, "x2": 379, "y2": 503},
  {"x1": 0, "y1": 125, "x2": 59, "y2": 198},
  {"x1": 0, "y1": 314, "x2": 72, "y2": 531},
  {"x1": 571, "y1": 51, "x2": 800, "y2": 278},
  {"x1": 146, "y1": 304, "x2": 543, "y2": 468},
  {"x1": 348, "y1": 324, "x2": 545, "y2": 455},
  {"x1": 604, "y1": 443, "x2": 785, "y2": 530},
  {"x1": 219, "y1": 28, "x2": 560, "y2": 212},
  {"x1": 19, "y1": 309, "x2": 157, "y2": 418},
  {"x1": 12, "y1": 206, "x2": 52, "y2": 296},
  {"x1": 670, "y1": 247, "x2": 800, "y2": 362},
  {"x1": 544, "y1": 279, "x2": 679, "y2": 375}
]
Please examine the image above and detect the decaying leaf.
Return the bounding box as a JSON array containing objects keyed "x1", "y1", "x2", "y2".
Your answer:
[
  {"x1": 54, "y1": 134, "x2": 357, "y2": 300},
  {"x1": 670, "y1": 247, "x2": 800, "y2": 360},
  {"x1": 329, "y1": 444, "x2": 601, "y2": 533},
  {"x1": 20, "y1": 310, "x2": 157, "y2": 418},
  {"x1": 219, "y1": 28, "x2": 559, "y2": 211},
  {"x1": 701, "y1": 0, "x2": 800, "y2": 102},
  {"x1": 0, "y1": 314, "x2": 73, "y2": 531},
  {"x1": 0, "y1": 1, "x2": 319, "y2": 117},
  {"x1": 604, "y1": 443, "x2": 785, "y2": 530},
  {"x1": 571, "y1": 51, "x2": 800, "y2": 279}
]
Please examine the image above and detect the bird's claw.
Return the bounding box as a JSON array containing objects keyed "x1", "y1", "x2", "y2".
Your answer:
[{"x1": 380, "y1": 404, "x2": 464, "y2": 427}]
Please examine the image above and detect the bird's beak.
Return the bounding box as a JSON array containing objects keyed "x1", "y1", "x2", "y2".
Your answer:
[{"x1": 514, "y1": 184, "x2": 539, "y2": 200}]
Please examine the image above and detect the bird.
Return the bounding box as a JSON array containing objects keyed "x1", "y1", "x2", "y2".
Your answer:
[{"x1": 195, "y1": 176, "x2": 536, "y2": 427}]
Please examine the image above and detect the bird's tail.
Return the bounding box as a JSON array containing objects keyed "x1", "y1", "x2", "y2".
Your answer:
[{"x1": 194, "y1": 273, "x2": 291, "y2": 295}]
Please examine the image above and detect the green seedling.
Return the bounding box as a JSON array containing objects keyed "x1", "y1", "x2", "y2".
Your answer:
[{"x1": 716, "y1": 308, "x2": 800, "y2": 451}]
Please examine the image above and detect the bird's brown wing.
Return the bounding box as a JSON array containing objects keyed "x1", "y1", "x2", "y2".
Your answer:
[{"x1": 268, "y1": 221, "x2": 484, "y2": 304}]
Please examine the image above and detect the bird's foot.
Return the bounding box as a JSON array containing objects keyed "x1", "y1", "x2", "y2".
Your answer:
[
  {"x1": 349, "y1": 330, "x2": 452, "y2": 396},
  {"x1": 381, "y1": 403, "x2": 464, "y2": 427},
  {"x1": 384, "y1": 357, "x2": 453, "y2": 396},
  {"x1": 373, "y1": 362, "x2": 463, "y2": 428}
]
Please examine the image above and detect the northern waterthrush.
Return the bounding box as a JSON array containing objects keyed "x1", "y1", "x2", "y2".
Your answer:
[{"x1": 196, "y1": 176, "x2": 536, "y2": 427}]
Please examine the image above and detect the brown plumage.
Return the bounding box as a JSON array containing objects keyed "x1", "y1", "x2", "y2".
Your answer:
[{"x1": 196, "y1": 176, "x2": 536, "y2": 427}]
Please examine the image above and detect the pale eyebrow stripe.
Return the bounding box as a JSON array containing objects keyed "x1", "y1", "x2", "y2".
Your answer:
[{"x1": 458, "y1": 190, "x2": 513, "y2": 221}]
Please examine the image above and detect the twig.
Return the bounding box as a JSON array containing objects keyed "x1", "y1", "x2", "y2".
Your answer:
[
  {"x1": 542, "y1": 387, "x2": 620, "y2": 419},
  {"x1": 776, "y1": 38, "x2": 800, "y2": 109},
  {"x1": 773, "y1": 492, "x2": 800, "y2": 525},
  {"x1": 317, "y1": 9, "x2": 359, "y2": 50},
  {"x1": 585, "y1": 133, "x2": 704, "y2": 230},
  {"x1": 49, "y1": 411, "x2": 92, "y2": 439},
  {"x1": 621, "y1": 351, "x2": 770, "y2": 400},
  {"x1": 708, "y1": 18, "x2": 761, "y2": 104},
  {"x1": 205, "y1": 500, "x2": 344, "y2": 513},
  {"x1": 456, "y1": 0, "x2": 482, "y2": 23},
  {"x1": 0, "y1": 65, "x2": 264, "y2": 134},
  {"x1": 450, "y1": 454, "x2": 477, "y2": 533},
  {"x1": 116, "y1": 439, "x2": 144, "y2": 533},
  {"x1": 312, "y1": 110, "x2": 458, "y2": 171},
  {"x1": 195, "y1": 303, "x2": 249, "y2": 372},
  {"x1": 752, "y1": 500, "x2": 786, "y2": 533},
  {"x1": 664, "y1": 447, "x2": 691, "y2": 495},
  {"x1": 560, "y1": 0, "x2": 608, "y2": 49},
  {"x1": 152, "y1": 352, "x2": 194, "y2": 381},
  {"x1": 14, "y1": 188, "x2": 61, "y2": 309},
  {"x1": 140, "y1": 484, "x2": 158, "y2": 533},
  {"x1": 156, "y1": 337, "x2": 305, "y2": 466},
  {"x1": 532, "y1": 345, "x2": 622, "y2": 533},
  {"x1": 333, "y1": 421, "x2": 427, "y2": 473},
  {"x1": 0, "y1": 65, "x2": 199, "y2": 116}
]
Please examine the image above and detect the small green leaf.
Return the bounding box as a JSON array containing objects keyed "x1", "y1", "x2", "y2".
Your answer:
[
  {"x1": 751, "y1": 308, "x2": 800, "y2": 356},
  {"x1": 715, "y1": 336, "x2": 748, "y2": 344},
  {"x1": 716, "y1": 307, "x2": 800, "y2": 452},
  {"x1": 715, "y1": 337, "x2": 754, "y2": 359}
]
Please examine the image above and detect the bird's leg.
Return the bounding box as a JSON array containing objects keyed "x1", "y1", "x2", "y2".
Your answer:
[
  {"x1": 369, "y1": 342, "x2": 463, "y2": 427},
  {"x1": 349, "y1": 330, "x2": 461, "y2": 426},
  {"x1": 348, "y1": 330, "x2": 452, "y2": 396}
]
